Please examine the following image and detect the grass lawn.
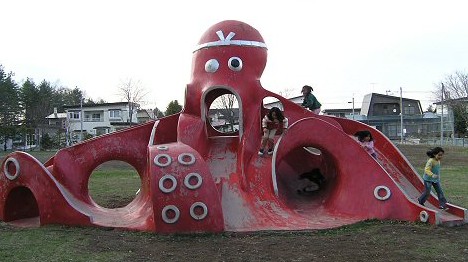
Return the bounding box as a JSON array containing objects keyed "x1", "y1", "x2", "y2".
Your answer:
[
  {"x1": 0, "y1": 145, "x2": 467, "y2": 261},
  {"x1": 397, "y1": 144, "x2": 468, "y2": 208}
]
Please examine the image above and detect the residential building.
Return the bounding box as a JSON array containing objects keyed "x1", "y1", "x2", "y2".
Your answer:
[
  {"x1": 137, "y1": 109, "x2": 155, "y2": 124},
  {"x1": 264, "y1": 92, "x2": 447, "y2": 140},
  {"x1": 63, "y1": 102, "x2": 140, "y2": 143},
  {"x1": 359, "y1": 93, "x2": 443, "y2": 139},
  {"x1": 327, "y1": 93, "x2": 444, "y2": 140},
  {"x1": 45, "y1": 108, "x2": 67, "y2": 131},
  {"x1": 43, "y1": 108, "x2": 68, "y2": 147},
  {"x1": 433, "y1": 96, "x2": 467, "y2": 137}
]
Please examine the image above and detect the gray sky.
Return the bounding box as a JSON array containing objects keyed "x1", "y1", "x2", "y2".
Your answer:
[{"x1": 1, "y1": 0, "x2": 467, "y2": 111}]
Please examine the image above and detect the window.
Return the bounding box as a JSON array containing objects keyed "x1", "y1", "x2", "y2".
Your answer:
[
  {"x1": 376, "y1": 103, "x2": 399, "y2": 115},
  {"x1": 85, "y1": 112, "x2": 103, "y2": 122},
  {"x1": 403, "y1": 106, "x2": 415, "y2": 115},
  {"x1": 69, "y1": 111, "x2": 80, "y2": 120},
  {"x1": 109, "y1": 110, "x2": 121, "y2": 119},
  {"x1": 387, "y1": 124, "x2": 398, "y2": 138}
]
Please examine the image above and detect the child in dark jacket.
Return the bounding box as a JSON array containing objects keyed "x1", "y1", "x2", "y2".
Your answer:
[{"x1": 301, "y1": 85, "x2": 321, "y2": 114}]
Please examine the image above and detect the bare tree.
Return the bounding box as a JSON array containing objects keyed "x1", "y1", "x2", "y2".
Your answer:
[
  {"x1": 441, "y1": 71, "x2": 468, "y2": 98},
  {"x1": 211, "y1": 94, "x2": 238, "y2": 132},
  {"x1": 279, "y1": 87, "x2": 296, "y2": 98},
  {"x1": 435, "y1": 71, "x2": 468, "y2": 135},
  {"x1": 118, "y1": 79, "x2": 148, "y2": 127}
]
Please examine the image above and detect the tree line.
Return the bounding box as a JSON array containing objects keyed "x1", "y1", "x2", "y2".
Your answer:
[
  {"x1": 0, "y1": 65, "x2": 93, "y2": 150},
  {"x1": 0, "y1": 64, "x2": 183, "y2": 151},
  {"x1": 2, "y1": 62, "x2": 466, "y2": 150}
]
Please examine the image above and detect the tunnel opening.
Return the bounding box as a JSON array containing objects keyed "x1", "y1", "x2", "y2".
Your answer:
[
  {"x1": 4, "y1": 186, "x2": 40, "y2": 225},
  {"x1": 88, "y1": 160, "x2": 142, "y2": 209},
  {"x1": 275, "y1": 145, "x2": 337, "y2": 212}
]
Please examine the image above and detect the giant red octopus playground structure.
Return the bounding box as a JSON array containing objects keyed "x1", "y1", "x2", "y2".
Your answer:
[{"x1": 1, "y1": 20, "x2": 466, "y2": 233}]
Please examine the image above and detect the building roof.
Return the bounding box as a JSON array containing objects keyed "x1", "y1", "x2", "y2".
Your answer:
[
  {"x1": 137, "y1": 109, "x2": 153, "y2": 118},
  {"x1": 46, "y1": 112, "x2": 67, "y2": 119},
  {"x1": 360, "y1": 93, "x2": 422, "y2": 116}
]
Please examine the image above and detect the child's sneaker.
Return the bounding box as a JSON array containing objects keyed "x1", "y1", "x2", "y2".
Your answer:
[
  {"x1": 417, "y1": 199, "x2": 424, "y2": 206},
  {"x1": 267, "y1": 149, "x2": 273, "y2": 155},
  {"x1": 258, "y1": 149, "x2": 264, "y2": 156}
]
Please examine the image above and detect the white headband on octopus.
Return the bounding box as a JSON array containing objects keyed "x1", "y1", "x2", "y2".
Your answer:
[{"x1": 194, "y1": 30, "x2": 267, "y2": 52}]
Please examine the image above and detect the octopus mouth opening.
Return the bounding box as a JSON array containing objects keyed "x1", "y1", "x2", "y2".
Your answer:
[{"x1": 203, "y1": 87, "x2": 242, "y2": 138}]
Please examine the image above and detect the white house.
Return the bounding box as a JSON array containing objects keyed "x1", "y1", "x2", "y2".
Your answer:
[
  {"x1": 45, "y1": 108, "x2": 67, "y2": 129},
  {"x1": 433, "y1": 97, "x2": 466, "y2": 138},
  {"x1": 63, "y1": 102, "x2": 140, "y2": 143}
]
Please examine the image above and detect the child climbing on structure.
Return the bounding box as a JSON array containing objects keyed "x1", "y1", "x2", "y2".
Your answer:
[
  {"x1": 258, "y1": 107, "x2": 288, "y2": 156},
  {"x1": 354, "y1": 130, "x2": 377, "y2": 159}
]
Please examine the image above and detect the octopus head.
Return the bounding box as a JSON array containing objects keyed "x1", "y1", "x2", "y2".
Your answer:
[{"x1": 191, "y1": 20, "x2": 268, "y2": 83}]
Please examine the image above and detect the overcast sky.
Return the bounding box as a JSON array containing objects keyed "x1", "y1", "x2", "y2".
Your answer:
[{"x1": 1, "y1": 0, "x2": 467, "y2": 111}]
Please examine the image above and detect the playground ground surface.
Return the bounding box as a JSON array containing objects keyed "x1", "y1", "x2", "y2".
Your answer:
[{"x1": 0, "y1": 144, "x2": 467, "y2": 261}]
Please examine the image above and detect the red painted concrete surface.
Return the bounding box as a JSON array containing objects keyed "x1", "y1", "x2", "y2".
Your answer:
[{"x1": 1, "y1": 20, "x2": 466, "y2": 233}]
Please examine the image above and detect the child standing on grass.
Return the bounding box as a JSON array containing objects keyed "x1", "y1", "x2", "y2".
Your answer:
[
  {"x1": 418, "y1": 147, "x2": 448, "y2": 210},
  {"x1": 258, "y1": 107, "x2": 288, "y2": 156}
]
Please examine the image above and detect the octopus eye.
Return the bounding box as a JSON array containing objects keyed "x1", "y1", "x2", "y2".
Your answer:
[
  {"x1": 205, "y1": 59, "x2": 219, "y2": 73},
  {"x1": 228, "y1": 57, "x2": 243, "y2": 71}
]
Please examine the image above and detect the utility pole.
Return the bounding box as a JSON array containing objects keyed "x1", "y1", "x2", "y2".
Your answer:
[
  {"x1": 400, "y1": 87, "x2": 404, "y2": 143},
  {"x1": 65, "y1": 110, "x2": 70, "y2": 146},
  {"x1": 440, "y1": 83, "x2": 444, "y2": 146},
  {"x1": 348, "y1": 94, "x2": 355, "y2": 120}
]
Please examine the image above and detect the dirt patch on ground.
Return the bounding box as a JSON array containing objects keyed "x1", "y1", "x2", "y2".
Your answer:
[{"x1": 83, "y1": 222, "x2": 468, "y2": 261}]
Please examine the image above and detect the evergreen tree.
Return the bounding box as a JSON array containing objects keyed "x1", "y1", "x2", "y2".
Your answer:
[
  {"x1": 153, "y1": 107, "x2": 165, "y2": 118},
  {"x1": 36, "y1": 80, "x2": 55, "y2": 126},
  {"x1": 40, "y1": 133, "x2": 54, "y2": 150},
  {"x1": 165, "y1": 100, "x2": 183, "y2": 116},
  {"x1": 20, "y1": 78, "x2": 39, "y2": 127},
  {"x1": 0, "y1": 65, "x2": 22, "y2": 151}
]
